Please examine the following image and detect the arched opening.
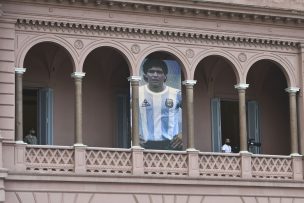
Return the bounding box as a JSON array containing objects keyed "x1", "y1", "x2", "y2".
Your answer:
[
  {"x1": 247, "y1": 60, "x2": 289, "y2": 155},
  {"x1": 23, "y1": 42, "x2": 74, "y2": 145},
  {"x1": 83, "y1": 47, "x2": 130, "y2": 147},
  {"x1": 194, "y1": 55, "x2": 238, "y2": 152},
  {"x1": 138, "y1": 51, "x2": 185, "y2": 150}
]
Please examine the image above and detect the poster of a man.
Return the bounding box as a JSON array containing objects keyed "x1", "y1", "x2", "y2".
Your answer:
[{"x1": 138, "y1": 58, "x2": 182, "y2": 150}]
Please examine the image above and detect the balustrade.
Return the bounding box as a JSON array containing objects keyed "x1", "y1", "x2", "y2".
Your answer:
[{"x1": 2, "y1": 143, "x2": 303, "y2": 181}]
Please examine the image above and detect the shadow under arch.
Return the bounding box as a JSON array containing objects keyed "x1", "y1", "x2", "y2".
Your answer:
[
  {"x1": 16, "y1": 35, "x2": 77, "y2": 71},
  {"x1": 82, "y1": 46, "x2": 131, "y2": 148},
  {"x1": 79, "y1": 40, "x2": 134, "y2": 75},
  {"x1": 246, "y1": 58, "x2": 290, "y2": 155},
  {"x1": 245, "y1": 54, "x2": 294, "y2": 87},
  {"x1": 23, "y1": 41, "x2": 76, "y2": 146},
  {"x1": 137, "y1": 46, "x2": 189, "y2": 80},
  {"x1": 192, "y1": 49, "x2": 242, "y2": 84},
  {"x1": 193, "y1": 54, "x2": 240, "y2": 152}
]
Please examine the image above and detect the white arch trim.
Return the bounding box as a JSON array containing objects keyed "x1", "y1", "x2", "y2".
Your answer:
[
  {"x1": 78, "y1": 40, "x2": 134, "y2": 74},
  {"x1": 16, "y1": 34, "x2": 78, "y2": 71},
  {"x1": 191, "y1": 48, "x2": 242, "y2": 83},
  {"x1": 137, "y1": 45, "x2": 190, "y2": 80},
  {"x1": 245, "y1": 53, "x2": 296, "y2": 87}
]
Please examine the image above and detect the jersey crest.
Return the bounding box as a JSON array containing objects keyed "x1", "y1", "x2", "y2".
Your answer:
[
  {"x1": 165, "y1": 98, "x2": 174, "y2": 108},
  {"x1": 141, "y1": 99, "x2": 150, "y2": 107}
]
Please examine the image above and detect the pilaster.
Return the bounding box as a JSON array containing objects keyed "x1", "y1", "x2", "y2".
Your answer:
[
  {"x1": 74, "y1": 144, "x2": 87, "y2": 174},
  {"x1": 187, "y1": 148, "x2": 199, "y2": 177},
  {"x1": 240, "y1": 151, "x2": 252, "y2": 179},
  {"x1": 299, "y1": 43, "x2": 304, "y2": 155},
  {"x1": 131, "y1": 146, "x2": 144, "y2": 176},
  {"x1": 291, "y1": 154, "x2": 303, "y2": 180}
]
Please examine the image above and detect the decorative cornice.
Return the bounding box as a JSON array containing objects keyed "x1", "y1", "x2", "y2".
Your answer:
[
  {"x1": 16, "y1": 19, "x2": 299, "y2": 49},
  {"x1": 16, "y1": 0, "x2": 304, "y2": 26}
]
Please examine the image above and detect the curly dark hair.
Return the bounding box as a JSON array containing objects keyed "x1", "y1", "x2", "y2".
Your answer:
[{"x1": 142, "y1": 59, "x2": 168, "y2": 75}]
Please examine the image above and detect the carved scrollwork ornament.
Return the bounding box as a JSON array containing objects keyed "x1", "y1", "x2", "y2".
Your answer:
[
  {"x1": 238, "y1": 52, "x2": 247, "y2": 62},
  {"x1": 74, "y1": 39, "x2": 84, "y2": 49},
  {"x1": 131, "y1": 44, "x2": 140, "y2": 54},
  {"x1": 185, "y1": 49, "x2": 194, "y2": 58}
]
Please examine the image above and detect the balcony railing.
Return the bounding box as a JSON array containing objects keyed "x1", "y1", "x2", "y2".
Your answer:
[{"x1": 2, "y1": 143, "x2": 303, "y2": 181}]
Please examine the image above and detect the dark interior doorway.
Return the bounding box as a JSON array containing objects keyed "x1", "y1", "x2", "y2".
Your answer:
[
  {"x1": 23, "y1": 88, "x2": 53, "y2": 145},
  {"x1": 220, "y1": 100, "x2": 240, "y2": 153},
  {"x1": 23, "y1": 89, "x2": 38, "y2": 141}
]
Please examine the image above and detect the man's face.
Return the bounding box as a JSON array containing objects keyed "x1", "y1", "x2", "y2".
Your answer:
[{"x1": 145, "y1": 67, "x2": 166, "y2": 88}]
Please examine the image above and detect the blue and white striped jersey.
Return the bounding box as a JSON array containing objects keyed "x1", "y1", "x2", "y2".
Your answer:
[{"x1": 139, "y1": 84, "x2": 182, "y2": 142}]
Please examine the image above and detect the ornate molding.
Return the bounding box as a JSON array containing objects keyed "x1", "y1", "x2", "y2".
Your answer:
[
  {"x1": 19, "y1": 0, "x2": 304, "y2": 27},
  {"x1": 238, "y1": 53, "x2": 247, "y2": 62},
  {"x1": 74, "y1": 40, "x2": 84, "y2": 49},
  {"x1": 130, "y1": 44, "x2": 140, "y2": 54},
  {"x1": 185, "y1": 49, "x2": 195, "y2": 58},
  {"x1": 16, "y1": 19, "x2": 299, "y2": 51}
]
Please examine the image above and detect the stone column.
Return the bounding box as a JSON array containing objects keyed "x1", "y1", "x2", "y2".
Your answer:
[
  {"x1": 71, "y1": 72, "x2": 86, "y2": 145},
  {"x1": 235, "y1": 83, "x2": 249, "y2": 152},
  {"x1": 182, "y1": 80, "x2": 197, "y2": 150},
  {"x1": 15, "y1": 68, "x2": 26, "y2": 143},
  {"x1": 128, "y1": 76, "x2": 141, "y2": 147},
  {"x1": 285, "y1": 87, "x2": 300, "y2": 155}
]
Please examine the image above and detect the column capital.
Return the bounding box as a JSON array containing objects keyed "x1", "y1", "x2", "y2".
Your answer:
[
  {"x1": 15, "y1": 68, "x2": 26, "y2": 74},
  {"x1": 71, "y1": 72, "x2": 86, "y2": 79},
  {"x1": 182, "y1": 80, "x2": 197, "y2": 86},
  {"x1": 234, "y1": 83, "x2": 249, "y2": 90},
  {"x1": 285, "y1": 87, "x2": 300, "y2": 93},
  {"x1": 128, "y1": 76, "x2": 141, "y2": 82}
]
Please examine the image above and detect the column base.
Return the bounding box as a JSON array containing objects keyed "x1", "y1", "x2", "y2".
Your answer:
[
  {"x1": 290, "y1": 153, "x2": 301, "y2": 156},
  {"x1": 15, "y1": 140, "x2": 26, "y2": 144},
  {"x1": 74, "y1": 143, "x2": 87, "y2": 147},
  {"x1": 239, "y1": 151, "x2": 252, "y2": 155},
  {"x1": 131, "y1": 145, "x2": 144, "y2": 150},
  {"x1": 186, "y1": 148, "x2": 198, "y2": 152}
]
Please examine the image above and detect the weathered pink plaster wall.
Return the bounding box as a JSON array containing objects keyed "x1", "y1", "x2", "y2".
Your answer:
[{"x1": 0, "y1": 21, "x2": 15, "y2": 141}]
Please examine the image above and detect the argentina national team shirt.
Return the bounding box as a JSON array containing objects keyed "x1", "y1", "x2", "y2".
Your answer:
[{"x1": 139, "y1": 84, "x2": 182, "y2": 142}]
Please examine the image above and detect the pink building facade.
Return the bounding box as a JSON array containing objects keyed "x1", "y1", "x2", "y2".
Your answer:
[{"x1": 1, "y1": 0, "x2": 304, "y2": 202}]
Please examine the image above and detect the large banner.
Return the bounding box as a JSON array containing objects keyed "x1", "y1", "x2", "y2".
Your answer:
[{"x1": 138, "y1": 59, "x2": 182, "y2": 150}]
